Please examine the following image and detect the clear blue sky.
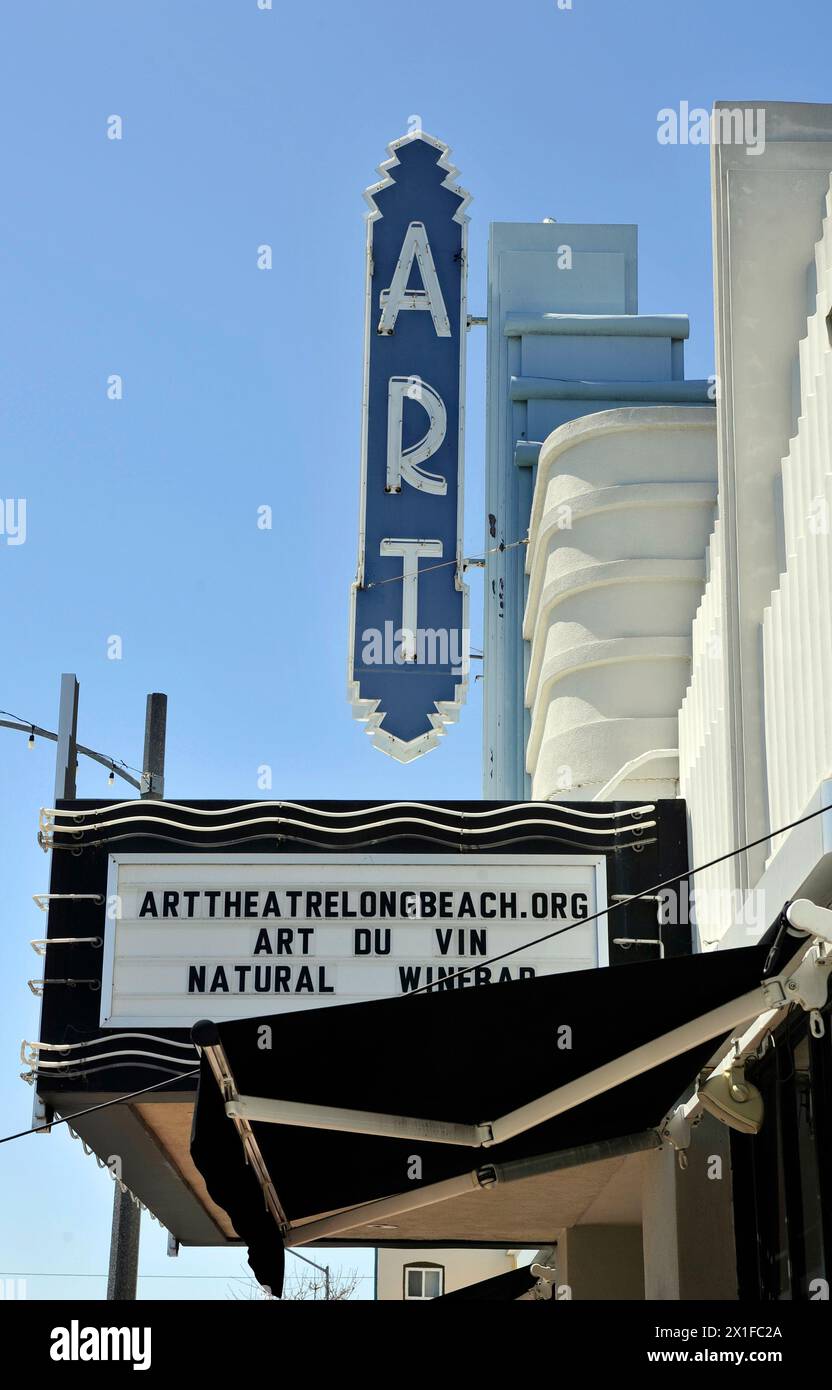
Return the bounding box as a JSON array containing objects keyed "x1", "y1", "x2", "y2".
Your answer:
[{"x1": 2, "y1": 0, "x2": 830, "y2": 1300}]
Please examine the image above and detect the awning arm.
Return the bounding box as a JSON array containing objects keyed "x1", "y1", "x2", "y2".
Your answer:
[
  {"x1": 485, "y1": 985, "x2": 766, "y2": 1147},
  {"x1": 284, "y1": 1131, "x2": 660, "y2": 1247},
  {"x1": 226, "y1": 1094, "x2": 488, "y2": 1148},
  {"x1": 285, "y1": 1168, "x2": 494, "y2": 1246},
  {"x1": 490, "y1": 919, "x2": 832, "y2": 1147},
  {"x1": 195, "y1": 1024, "x2": 290, "y2": 1232}
]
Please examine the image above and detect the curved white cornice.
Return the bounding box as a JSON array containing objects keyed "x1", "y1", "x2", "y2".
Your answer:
[
  {"x1": 531, "y1": 718, "x2": 681, "y2": 798},
  {"x1": 526, "y1": 636, "x2": 692, "y2": 771},
  {"x1": 526, "y1": 479, "x2": 717, "y2": 588},
  {"x1": 528, "y1": 406, "x2": 716, "y2": 542},
  {"x1": 523, "y1": 406, "x2": 717, "y2": 800},
  {"x1": 524, "y1": 556, "x2": 706, "y2": 640}
]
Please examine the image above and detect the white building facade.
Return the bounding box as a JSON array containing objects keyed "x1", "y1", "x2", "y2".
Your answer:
[
  {"x1": 683, "y1": 101, "x2": 832, "y2": 953},
  {"x1": 481, "y1": 103, "x2": 832, "y2": 1300}
]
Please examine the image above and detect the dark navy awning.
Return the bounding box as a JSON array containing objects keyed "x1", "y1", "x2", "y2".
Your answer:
[{"x1": 190, "y1": 941, "x2": 784, "y2": 1297}]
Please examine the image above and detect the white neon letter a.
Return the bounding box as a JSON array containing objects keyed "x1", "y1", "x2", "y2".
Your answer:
[{"x1": 378, "y1": 222, "x2": 451, "y2": 336}]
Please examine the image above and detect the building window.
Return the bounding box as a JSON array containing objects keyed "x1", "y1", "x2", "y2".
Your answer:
[{"x1": 403, "y1": 1263, "x2": 444, "y2": 1300}]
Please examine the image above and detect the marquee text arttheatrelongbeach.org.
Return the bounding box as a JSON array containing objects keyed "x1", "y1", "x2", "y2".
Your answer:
[{"x1": 132, "y1": 884, "x2": 593, "y2": 997}]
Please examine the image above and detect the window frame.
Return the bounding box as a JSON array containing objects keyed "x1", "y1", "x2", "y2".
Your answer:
[{"x1": 402, "y1": 1261, "x2": 445, "y2": 1300}]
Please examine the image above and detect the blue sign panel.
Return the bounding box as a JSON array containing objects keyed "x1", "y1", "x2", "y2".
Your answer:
[{"x1": 348, "y1": 132, "x2": 470, "y2": 762}]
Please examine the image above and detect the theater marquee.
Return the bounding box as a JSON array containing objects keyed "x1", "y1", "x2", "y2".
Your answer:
[{"x1": 101, "y1": 854, "x2": 608, "y2": 1027}]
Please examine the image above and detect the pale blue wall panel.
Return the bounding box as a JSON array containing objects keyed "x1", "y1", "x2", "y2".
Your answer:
[
  {"x1": 520, "y1": 335, "x2": 673, "y2": 380},
  {"x1": 483, "y1": 221, "x2": 710, "y2": 800}
]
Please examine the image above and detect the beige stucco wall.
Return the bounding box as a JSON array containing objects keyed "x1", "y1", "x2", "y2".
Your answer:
[{"x1": 376, "y1": 1247, "x2": 519, "y2": 1300}]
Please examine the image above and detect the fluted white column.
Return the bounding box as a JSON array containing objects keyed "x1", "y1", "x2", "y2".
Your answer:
[{"x1": 763, "y1": 173, "x2": 832, "y2": 855}]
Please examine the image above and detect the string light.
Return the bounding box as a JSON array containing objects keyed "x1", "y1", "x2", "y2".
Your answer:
[{"x1": 0, "y1": 709, "x2": 143, "y2": 790}]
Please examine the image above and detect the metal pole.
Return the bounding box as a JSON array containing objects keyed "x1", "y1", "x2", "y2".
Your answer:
[
  {"x1": 54, "y1": 673, "x2": 79, "y2": 802},
  {"x1": 286, "y1": 1247, "x2": 332, "y2": 1300},
  {"x1": 141, "y1": 693, "x2": 167, "y2": 799},
  {"x1": 33, "y1": 674, "x2": 79, "y2": 1135},
  {"x1": 107, "y1": 691, "x2": 167, "y2": 1300},
  {"x1": 106, "y1": 1187, "x2": 142, "y2": 1302}
]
